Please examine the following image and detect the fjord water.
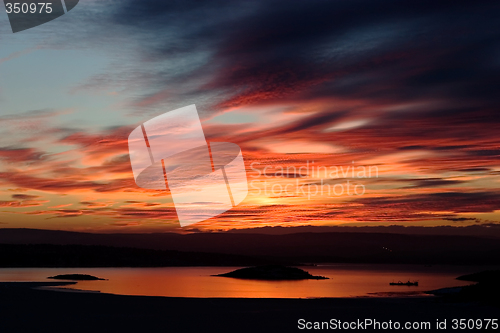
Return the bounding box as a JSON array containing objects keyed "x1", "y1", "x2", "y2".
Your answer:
[{"x1": 0, "y1": 265, "x2": 487, "y2": 298}]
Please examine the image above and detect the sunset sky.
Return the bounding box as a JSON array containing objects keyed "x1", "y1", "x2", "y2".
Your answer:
[{"x1": 0, "y1": 0, "x2": 499, "y2": 232}]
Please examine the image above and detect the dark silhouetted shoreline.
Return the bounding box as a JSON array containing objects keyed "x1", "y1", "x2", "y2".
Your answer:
[{"x1": 0, "y1": 281, "x2": 498, "y2": 333}]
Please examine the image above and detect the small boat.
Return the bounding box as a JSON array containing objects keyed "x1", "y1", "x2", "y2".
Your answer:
[{"x1": 390, "y1": 280, "x2": 418, "y2": 286}]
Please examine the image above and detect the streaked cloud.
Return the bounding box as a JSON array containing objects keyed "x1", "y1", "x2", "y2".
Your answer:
[{"x1": 0, "y1": 0, "x2": 499, "y2": 231}]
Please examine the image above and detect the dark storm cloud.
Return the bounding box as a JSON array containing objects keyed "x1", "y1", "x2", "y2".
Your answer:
[
  {"x1": 111, "y1": 0, "x2": 500, "y2": 111},
  {"x1": 355, "y1": 191, "x2": 500, "y2": 214},
  {"x1": 0, "y1": 147, "x2": 46, "y2": 163},
  {"x1": 11, "y1": 194, "x2": 40, "y2": 200},
  {"x1": 267, "y1": 110, "x2": 351, "y2": 136},
  {"x1": 443, "y1": 217, "x2": 480, "y2": 223},
  {"x1": 403, "y1": 178, "x2": 465, "y2": 189}
]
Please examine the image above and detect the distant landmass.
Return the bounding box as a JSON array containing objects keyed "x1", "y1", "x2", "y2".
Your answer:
[
  {"x1": 215, "y1": 265, "x2": 328, "y2": 280},
  {"x1": 457, "y1": 270, "x2": 500, "y2": 283},
  {"x1": 0, "y1": 244, "x2": 276, "y2": 267},
  {"x1": 432, "y1": 270, "x2": 500, "y2": 307},
  {"x1": 223, "y1": 225, "x2": 500, "y2": 239},
  {"x1": 1, "y1": 227, "x2": 500, "y2": 266}
]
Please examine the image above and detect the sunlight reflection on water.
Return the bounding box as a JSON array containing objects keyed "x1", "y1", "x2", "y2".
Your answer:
[{"x1": 0, "y1": 264, "x2": 492, "y2": 298}]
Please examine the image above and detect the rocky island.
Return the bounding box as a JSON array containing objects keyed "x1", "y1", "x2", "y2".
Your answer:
[
  {"x1": 48, "y1": 274, "x2": 106, "y2": 281},
  {"x1": 214, "y1": 265, "x2": 328, "y2": 280}
]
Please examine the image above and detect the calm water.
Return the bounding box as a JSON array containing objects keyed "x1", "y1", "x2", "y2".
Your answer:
[{"x1": 0, "y1": 265, "x2": 491, "y2": 298}]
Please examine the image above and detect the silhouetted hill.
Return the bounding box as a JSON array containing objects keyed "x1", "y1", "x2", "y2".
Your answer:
[
  {"x1": 0, "y1": 244, "x2": 274, "y2": 267},
  {"x1": 1, "y1": 228, "x2": 500, "y2": 265},
  {"x1": 215, "y1": 265, "x2": 328, "y2": 280},
  {"x1": 223, "y1": 225, "x2": 500, "y2": 238}
]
